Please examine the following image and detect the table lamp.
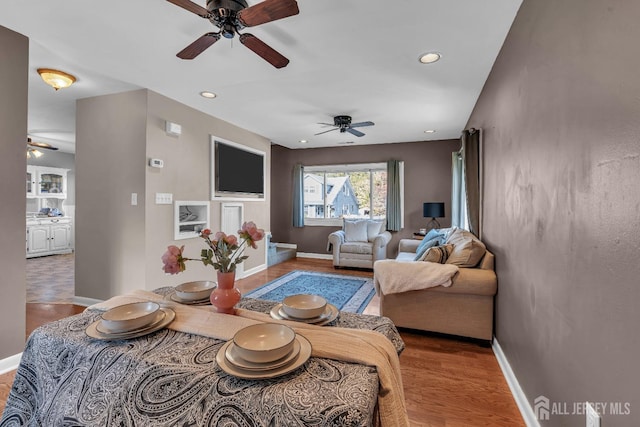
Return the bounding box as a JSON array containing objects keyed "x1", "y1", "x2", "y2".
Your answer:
[{"x1": 423, "y1": 202, "x2": 445, "y2": 230}]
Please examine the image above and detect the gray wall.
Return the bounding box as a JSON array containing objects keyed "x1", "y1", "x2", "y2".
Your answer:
[
  {"x1": 0, "y1": 25, "x2": 28, "y2": 357},
  {"x1": 76, "y1": 90, "x2": 148, "y2": 300},
  {"x1": 467, "y1": 0, "x2": 640, "y2": 425},
  {"x1": 270, "y1": 140, "x2": 458, "y2": 256},
  {"x1": 76, "y1": 89, "x2": 271, "y2": 300},
  {"x1": 144, "y1": 90, "x2": 271, "y2": 288}
]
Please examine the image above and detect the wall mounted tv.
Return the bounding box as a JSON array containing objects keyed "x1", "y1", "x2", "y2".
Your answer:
[{"x1": 211, "y1": 136, "x2": 266, "y2": 200}]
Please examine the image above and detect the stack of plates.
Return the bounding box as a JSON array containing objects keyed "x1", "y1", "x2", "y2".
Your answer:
[
  {"x1": 86, "y1": 302, "x2": 176, "y2": 341},
  {"x1": 165, "y1": 281, "x2": 216, "y2": 305},
  {"x1": 166, "y1": 292, "x2": 211, "y2": 306},
  {"x1": 270, "y1": 303, "x2": 339, "y2": 326},
  {"x1": 216, "y1": 324, "x2": 312, "y2": 379}
]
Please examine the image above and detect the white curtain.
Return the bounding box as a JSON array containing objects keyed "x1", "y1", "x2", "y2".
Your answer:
[{"x1": 451, "y1": 151, "x2": 468, "y2": 230}]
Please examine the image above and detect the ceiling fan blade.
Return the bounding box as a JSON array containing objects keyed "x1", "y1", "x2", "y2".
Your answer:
[
  {"x1": 346, "y1": 128, "x2": 365, "y2": 137},
  {"x1": 177, "y1": 33, "x2": 221, "y2": 59},
  {"x1": 238, "y1": 0, "x2": 299, "y2": 27},
  {"x1": 239, "y1": 33, "x2": 289, "y2": 68},
  {"x1": 350, "y1": 121, "x2": 375, "y2": 128},
  {"x1": 27, "y1": 138, "x2": 58, "y2": 151},
  {"x1": 314, "y1": 128, "x2": 339, "y2": 136},
  {"x1": 317, "y1": 122, "x2": 336, "y2": 127},
  {"x1": 166, "y1": 0, "x2": 211, "y2": 18}
]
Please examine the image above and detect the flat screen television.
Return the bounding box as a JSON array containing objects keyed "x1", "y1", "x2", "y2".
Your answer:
[{"x1": 211, "y1": 137, "x2": 265, "y2": 200}]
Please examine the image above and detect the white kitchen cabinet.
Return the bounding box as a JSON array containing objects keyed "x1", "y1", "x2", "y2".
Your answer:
[
  {"x1": 26, "y1": 217, "x2": 73, "y2": 258},
  {"x1": 26, "y1": 166, "x2": 69, "y2": 198},
  {"x1": 26, "y1": 166, "x2": 37, "y2": 197},
  {"x1": 50, "y1": 224, "x2": 72, "y2": 251}
]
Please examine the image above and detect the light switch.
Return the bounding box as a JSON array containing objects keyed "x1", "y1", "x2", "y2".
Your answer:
[
  {"x1": 155, "y1": 193, "x2": 173, "y2": 204},
  {"x1": 131, "y1": 193, "x2": 138, "y2": 206}
]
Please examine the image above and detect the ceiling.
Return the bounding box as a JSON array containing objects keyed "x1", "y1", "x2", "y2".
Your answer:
[{"x1": 2, "y1": 0, "x2": 522, "y2": 153}]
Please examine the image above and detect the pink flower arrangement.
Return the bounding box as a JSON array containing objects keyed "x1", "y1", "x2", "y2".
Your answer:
[{"x1": 162, "y1": 221, "x2": 265, "y2": 274}]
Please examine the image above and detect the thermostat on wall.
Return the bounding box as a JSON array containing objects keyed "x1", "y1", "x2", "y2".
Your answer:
[{"x1": 149, "y1": 158, "x2": 164, "y2": 168}]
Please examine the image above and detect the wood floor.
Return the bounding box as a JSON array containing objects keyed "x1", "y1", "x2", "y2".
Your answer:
[{"x1": 1, "y1": 257, "x2": 524, "y2": 426}]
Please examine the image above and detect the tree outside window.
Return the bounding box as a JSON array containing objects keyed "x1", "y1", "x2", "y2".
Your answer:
[{"x1": 302, "y1": 164, "x2": 387, "y2": 222}]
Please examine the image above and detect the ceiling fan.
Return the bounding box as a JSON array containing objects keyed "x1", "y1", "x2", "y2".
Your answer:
[
  {"x1": 27, "y1": 137, "x2": 59, "y2": 158},
  {"x1": 315, "y1": 115, "x2": 375, "y2": 137},
  {"x1": 167, "y1": 0, "x2": 299, "y2": 68}
]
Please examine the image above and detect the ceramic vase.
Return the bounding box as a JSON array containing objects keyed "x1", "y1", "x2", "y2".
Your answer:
[{"x1": 210, "y1": 270, "x2": 241, "y2": 314}]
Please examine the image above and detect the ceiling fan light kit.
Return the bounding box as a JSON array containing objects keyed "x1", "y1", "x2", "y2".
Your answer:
[
  {"x1": 37, "y1": 68, "x2": 76, "y2": 90},
  {"x1": 168, "y1": 0, "x2": 299, "y2": 68},
  {"x1": 27, "y1": 137, "x2": 59, "y2": 158},
  {"x1": 27, "y1": 148, "x2": 44, "y2": 159}
]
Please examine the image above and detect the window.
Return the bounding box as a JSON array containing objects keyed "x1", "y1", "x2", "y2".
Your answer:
[{"x1": 303, "y1": 163, "x2": 387, "y2": 225}]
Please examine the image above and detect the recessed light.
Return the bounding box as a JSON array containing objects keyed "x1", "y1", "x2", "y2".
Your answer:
[
  {"x1": 299, "y1": 139, "x2": 308, "y2": 144},
  {"x1": 418, "y1": 52, "x2": 441, "y2": 64},
  {"x1": 200, "y1": 91, "x2": 217, "y2": 99},
  {"x1": 424, "y1": 130, "x2": 436, "y2": 134}
]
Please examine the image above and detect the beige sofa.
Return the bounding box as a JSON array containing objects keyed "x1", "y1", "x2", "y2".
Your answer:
[{"x1": 374, "y1": 234, "x2": 497, "y2": 341}]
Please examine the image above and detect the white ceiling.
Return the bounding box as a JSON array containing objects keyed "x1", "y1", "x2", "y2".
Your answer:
[{"x1": 2, "y1": 0, "x2": 522, "y2": 153}]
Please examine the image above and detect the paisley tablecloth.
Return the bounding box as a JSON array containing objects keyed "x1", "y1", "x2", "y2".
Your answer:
[{"x1": 0, "y1": 294, "x2": 403, "y2": 426}]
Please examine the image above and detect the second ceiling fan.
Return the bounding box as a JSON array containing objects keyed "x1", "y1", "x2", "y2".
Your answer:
[
  {"x1": 167, "y1": 0, "x2": 299, "y2": 68},
  {"x1": 315, "y1": 115, "x2": 375, "y2": 138}
]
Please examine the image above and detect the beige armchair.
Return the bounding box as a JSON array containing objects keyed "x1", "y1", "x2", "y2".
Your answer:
[{"x1": 328, "y1": 219, "x2": 392, "y2": 269}]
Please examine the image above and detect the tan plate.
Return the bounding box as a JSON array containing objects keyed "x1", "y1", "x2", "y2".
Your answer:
[
  {"x1": 216, "y1": 334, "x2": 311, "y2": 380},
  {"x1": 270, "y1": 303, "x2": 339, "y2": 326},
  {"x1": 96, "y1": 309, "x2": 165, "y2": 335},
  {"x1": 225, "y1": 338, "x2": 301, "y2": 371},
  {"x1": 86, "y1": 307, "x2": 175, "y2": 341},
  {"x1": 165, "y1": 291, "x2": 211, "y2": 306}
]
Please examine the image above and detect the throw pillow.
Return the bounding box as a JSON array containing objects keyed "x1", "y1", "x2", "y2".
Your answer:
[
  {"x1": 413, "y1": 236, "x2": 440, "y2": 261},
  {"x1": 344, "y1": 219, "x2": 369, "y2": 242},
  {"x1": 366, "y1": 220, "x2": 385, "y2": 242},
  {"x1": 419, "y1": 244, "x2": 454, "y2": 263},
  {"x1": 445, "y1": 228, "x2": 487, "y2": 267}
]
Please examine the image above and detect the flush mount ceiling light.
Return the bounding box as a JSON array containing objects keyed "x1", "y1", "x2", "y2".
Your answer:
[
  {"x1": 418, "y1": 52, "x2": 441, "y2": 64},
  {"x1": 37, "y1": 68, "x2": 76, "y2": 90},
  {"x1": 200, "y1": 91, "x2": 217, "y2": 99},
  {"x1": 424, "y1": 130, "x2": 436, "y2": 134},
  {"x1": 299, "y1": 139, "x2": 308, "y2": 144}
]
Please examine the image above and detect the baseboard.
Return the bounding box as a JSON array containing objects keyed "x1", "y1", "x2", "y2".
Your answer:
[
  {"x1": 275, "y1": 243, "x2": 297, "y2": 249},
  {"x1": 0, "y1": 352, "x2": 23, "y2": 375},
  {"x1": 72, "y1": 296, "x2": 103, "y2": 307},
  {"x1": 297, "y1": 252, "x2": 332, "y2": 260},
  {"x1": 492, "y1": 337, "x2": 539, "y2": 427},
  {"x1": 241, "y1": 263, "x2": 267, "y2": 278}
]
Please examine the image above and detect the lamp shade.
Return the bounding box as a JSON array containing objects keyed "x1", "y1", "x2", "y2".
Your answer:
[{"x1": 423, "y1": 202, "x2": 445, "y2": 218}]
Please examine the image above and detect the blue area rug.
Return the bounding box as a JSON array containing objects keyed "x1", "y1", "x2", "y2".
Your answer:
[{"x1": 244, "y1": 270, "x2": 375, "y2": 314}]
